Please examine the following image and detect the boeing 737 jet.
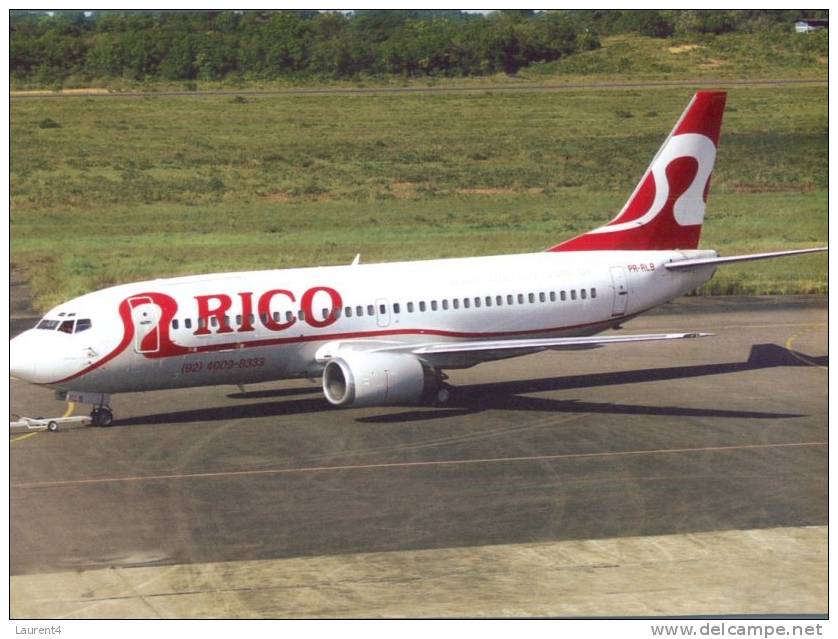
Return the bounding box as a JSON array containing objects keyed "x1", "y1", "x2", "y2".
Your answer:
[{"x1": 9, "y1": 91, "x2": 826, "y2": 426}]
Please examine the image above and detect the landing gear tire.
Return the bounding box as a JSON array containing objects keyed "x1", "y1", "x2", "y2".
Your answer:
[
  {"x1": 47, "y1": 421, "x2": 59, "y2": 432},
  {"x1": 433, "y1": 385, "x2": 452, "y2": 406},
  {"x1": 91, "y1": 407, "x2": 114, "y2": 427}
]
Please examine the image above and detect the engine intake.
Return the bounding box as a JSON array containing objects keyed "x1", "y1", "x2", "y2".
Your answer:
[{"x1": 322, "y1": 351, "x2": 431, "y2": 407}]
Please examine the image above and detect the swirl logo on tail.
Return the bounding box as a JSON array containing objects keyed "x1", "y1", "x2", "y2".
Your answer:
[{"x1": 548, "y1": 91, "x2": 726, "y2": 252}]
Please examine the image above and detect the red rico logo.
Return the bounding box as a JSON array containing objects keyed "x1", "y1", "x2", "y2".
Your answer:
[
  {"x1": 192, "y1": 286, "x2": 343, "y2": 335},
  {"x1": 115, "y1": 286, "x2": 343, "y2": 360}
]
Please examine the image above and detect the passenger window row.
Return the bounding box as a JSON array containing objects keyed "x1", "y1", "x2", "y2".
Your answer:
[{"x1": 388, "y1": 287, "x2": 596, "y2": 316}]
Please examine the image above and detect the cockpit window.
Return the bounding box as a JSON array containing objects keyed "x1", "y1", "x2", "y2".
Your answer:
[
  {"x1": 35, "y1": 317, "x2": 92, "y2": 333},
  {"x1": 58, "y1": 320, "x2": 75, "y2": 334}
]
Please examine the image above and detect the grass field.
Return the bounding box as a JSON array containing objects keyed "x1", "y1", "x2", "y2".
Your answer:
[
  {"x1": 524, "y1": 33, "x2": 828, "y2": 82},
  {"x1": 10, "y1": 83, "x2": 827, "y2": 312}
]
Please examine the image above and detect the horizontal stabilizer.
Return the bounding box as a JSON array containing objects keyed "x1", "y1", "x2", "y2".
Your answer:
[{"x1": 665, "y1": 247, "x2": 827, "y2": 270}]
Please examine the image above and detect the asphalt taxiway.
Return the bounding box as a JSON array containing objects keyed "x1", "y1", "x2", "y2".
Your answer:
[{"x1": 10, "y1": 296, "x2": 827, "y2": 617}]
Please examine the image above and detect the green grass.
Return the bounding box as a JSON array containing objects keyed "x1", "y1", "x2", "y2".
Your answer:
[
  {"x1": 11, "y1": 84, "x2": 827, "y2": 311},
  {"x1": 522, "y1": 32, "x2": 828, "y2": 81}
]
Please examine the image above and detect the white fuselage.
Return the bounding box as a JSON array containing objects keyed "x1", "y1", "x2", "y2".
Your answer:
[{"x1": 11, "y1": 249, "x2": 716, "y2": 395}]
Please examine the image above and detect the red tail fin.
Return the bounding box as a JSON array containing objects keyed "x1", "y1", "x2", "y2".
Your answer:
[{"x1": 548, "y1": 91, "x2": 727, "y2": 252}]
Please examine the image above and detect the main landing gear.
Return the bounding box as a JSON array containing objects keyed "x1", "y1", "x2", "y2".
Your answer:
[
  {"x1": 431, "y1": 371, "x2": 453, "y2": 406},
  {"x1": 91, "y1": 406, "x2": 114, "y2": 427}
]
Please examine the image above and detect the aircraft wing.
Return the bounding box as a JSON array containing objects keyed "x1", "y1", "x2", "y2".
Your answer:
[
  {"x1": 665, "y1": 247, "x2": 826, "y2": 270},
  {"x1": 317, "y1": 332, "x2": 711, "y2": 369},
  {"x1": 399, "y1": 332, "x2": 710, "y2": 367}
]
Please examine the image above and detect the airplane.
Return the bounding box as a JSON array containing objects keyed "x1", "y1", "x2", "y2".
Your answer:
[{"x1": 9, "y1": 91, "x2": 826, "y2": 427}]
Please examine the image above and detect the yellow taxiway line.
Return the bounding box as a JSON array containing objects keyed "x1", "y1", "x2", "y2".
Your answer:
[{"x1": 786, "y1": 332, "x2": 828, "y2": 370}]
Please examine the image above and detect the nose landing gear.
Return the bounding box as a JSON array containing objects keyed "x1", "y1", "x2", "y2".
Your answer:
[{"x1": 56, "y1": 391, "x2": 115, "y2": 427}]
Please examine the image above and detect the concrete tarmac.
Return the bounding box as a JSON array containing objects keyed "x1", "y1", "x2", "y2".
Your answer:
[{"x1": 10, "y1": 296, "x2": 827, "y2": 617}]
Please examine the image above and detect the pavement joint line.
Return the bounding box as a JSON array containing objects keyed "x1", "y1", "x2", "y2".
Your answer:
[
  {"x1": 304, "y1": 412, "x2": 588, "y2": 463},
  {"x1": 112, "y1": 567, "x2": 164, "y2": 619},
  {"x1": 11, "y1": 440, "x2": 826, "y2": 490},
  {"x1": 57, "y1": 564, "x2": 183, "y2": 619}
]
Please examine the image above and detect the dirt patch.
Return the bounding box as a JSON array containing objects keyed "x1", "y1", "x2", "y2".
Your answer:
[
  {"x1": 456, "y1": 187, "x2": 544, "y2": 196},
  {"x1": 61, "y1": 88, "x2": 111, "y2": 95},
  {"x1": 817, "y1": 56, "x2": 828, "y2": 65},
  {"x1": 668, "y1": 44, "x2": 702, "y2": 54},
  {"x1": 458, "y1": 187, "x2": 515, "y2": 195},
  {"x1": 262, "y1": 192, "x2": 294, "y2": 203},
  {"x1": 389, "y1": 181, "x2": 420, "y2": 198},
  {"x1": 262, "y1": 191, "x2": 337, "y2": 204},
  {"x1": 698, "y1": 59, "x2": 727, "y2": 68},
  {"x1": 11, "y1": 88, "x2": 111, "y2": 96}
]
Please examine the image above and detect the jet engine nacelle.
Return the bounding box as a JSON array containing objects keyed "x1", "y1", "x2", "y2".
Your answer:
[{"x1": 322, "y1": 351, "x2": 432, "y2": 407}]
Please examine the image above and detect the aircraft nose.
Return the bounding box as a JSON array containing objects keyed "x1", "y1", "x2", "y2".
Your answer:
[
  {"x1": 10, "y1": 328, "x2": 97, "y2": 386},
  {"x1": 10, "y1": 332, "x2": 38, "y2": 381}
]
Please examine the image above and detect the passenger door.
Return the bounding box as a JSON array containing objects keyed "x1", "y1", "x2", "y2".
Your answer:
[
  {"x1": 129, "y1": 296, "x2": 162, "y2": 354},
  {"x1": 609, "y1": 266, "x2": 628, "y2": 316}
]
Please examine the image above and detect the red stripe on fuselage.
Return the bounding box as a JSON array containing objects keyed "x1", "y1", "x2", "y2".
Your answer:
[{"x1": 50, "y1": 312, "x2": 639, "y2": 386}]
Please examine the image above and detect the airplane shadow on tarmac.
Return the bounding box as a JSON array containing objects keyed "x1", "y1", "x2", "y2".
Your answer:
[{"x1": 117, "y1": 343, "x2": 825, "y2": 427}]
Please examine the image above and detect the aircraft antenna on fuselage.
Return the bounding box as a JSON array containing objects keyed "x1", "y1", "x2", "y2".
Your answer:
[{"x1": 351, "y1": 254, "x2": 361, "y2": 266}]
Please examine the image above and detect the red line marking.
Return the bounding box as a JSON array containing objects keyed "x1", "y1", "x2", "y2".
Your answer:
[
  {"x1": 11, "y1": 441, "x2": 825, "y2": 490},
  {"x1": 50, "y1": 310, "x2": 643, "y2": 385}
]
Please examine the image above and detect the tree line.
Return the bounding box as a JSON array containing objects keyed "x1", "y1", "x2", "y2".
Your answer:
[
  {"x1": 566, "y1": 8, "x2": 827, "y2": 39},
  {"x1": 9, "y1": 9, "x2": 828, "y2": 86}
]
